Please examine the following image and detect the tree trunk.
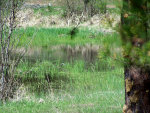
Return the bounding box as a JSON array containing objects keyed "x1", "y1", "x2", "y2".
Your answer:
[
  {"x1": 123, "y1": 66, "x2": 150, "y2": 113},
  {"x1": 121, "y1": 0, "x2": 150, "y2": 112},
  {"x1": 83, "y1": 0, "x2": 89, "y2": 14}
]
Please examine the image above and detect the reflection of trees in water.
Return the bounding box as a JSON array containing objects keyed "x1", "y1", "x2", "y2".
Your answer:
[
  {"x1": 18, "y1": 44, "x2": 100, "y2": 63},
  {"x1": 65, "y1": 44, "x2": 100, "y2": 63}
]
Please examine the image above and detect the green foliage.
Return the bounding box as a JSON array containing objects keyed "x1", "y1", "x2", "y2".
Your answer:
[
  {"x1": 69, "y1": 27, "x2": 79, "y2": 39},
  {"x1": 98, "y1": 44, "x2": 110, "y2": 59},
  {"x1": 121, "y1": 0, "x2": 150, "y2": 67},
  {"x1": 95, "y1": 0, "x2": 107, "y2": 13},
  {"x1": 33, "y1": 6, "x2": 63, "y2": 16}
]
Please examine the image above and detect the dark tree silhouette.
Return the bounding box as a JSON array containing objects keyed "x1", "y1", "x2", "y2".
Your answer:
[{"x1": 121, "y1": 0, "x2": 150, "y2": 112}]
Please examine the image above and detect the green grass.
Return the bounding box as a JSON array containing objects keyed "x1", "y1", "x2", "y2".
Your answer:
[
  {"x1": 16, "y1": 59, "x2": 123, "y2": 91},
  {"x1": 0, "y1": 60, "x2": 124, "y2": 113},
  {"x1": 0, "y1": 89, "x2": 124, "y2": 113},
  {"x1": 13, "y1": 27, "x2": 121, "y2": 47},
  {"x1": 1, "y1": 27, "x2": 124, "y2": 113},
  {"x1": 33, "y1": 6, "x2": 64, "y2": 16}
]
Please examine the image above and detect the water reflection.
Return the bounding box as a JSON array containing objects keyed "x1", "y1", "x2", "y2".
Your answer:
[{"x1": 24, "y1": 44, "x2": 101, "y2": 63}]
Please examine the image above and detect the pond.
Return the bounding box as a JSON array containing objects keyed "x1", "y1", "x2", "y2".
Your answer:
[{"x1": 23, "y1": 44, "x2": 101, "y2": 63}]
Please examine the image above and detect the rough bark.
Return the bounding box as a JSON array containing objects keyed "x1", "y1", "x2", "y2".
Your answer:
[{"x1": 123, "y1": 66, "x2": 150, "y2": 113}]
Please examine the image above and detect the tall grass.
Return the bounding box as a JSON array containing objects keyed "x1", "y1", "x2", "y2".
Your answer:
[
  {"x1": 13, "y1": 27, "x2": 121, "y2": 47},
  {"x1": 1, "y1": 59, "x2": 124, "y2": 113},
  {"x1": 0, "y1": 27, "x2": 124, "y2": 113}
]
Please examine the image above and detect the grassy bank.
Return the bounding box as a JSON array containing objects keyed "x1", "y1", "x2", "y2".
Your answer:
[
  {"x1": 0, "y1": 27, "x2": 124, "y2": 113},
  {"x1": 14, "y1": 27, "x2": 121, "y2": 47},
  {"x1": 0, "y1": 60, "x2": 124, "y2": 113}
]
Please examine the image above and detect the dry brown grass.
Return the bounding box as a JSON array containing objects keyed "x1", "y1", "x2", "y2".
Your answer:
[
  {"x1": 25, "y1": 0, "x2": 59, "y2": 5},
  {"x1": 25, "y1": 0, "x2": 49, "y2": 4}
]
